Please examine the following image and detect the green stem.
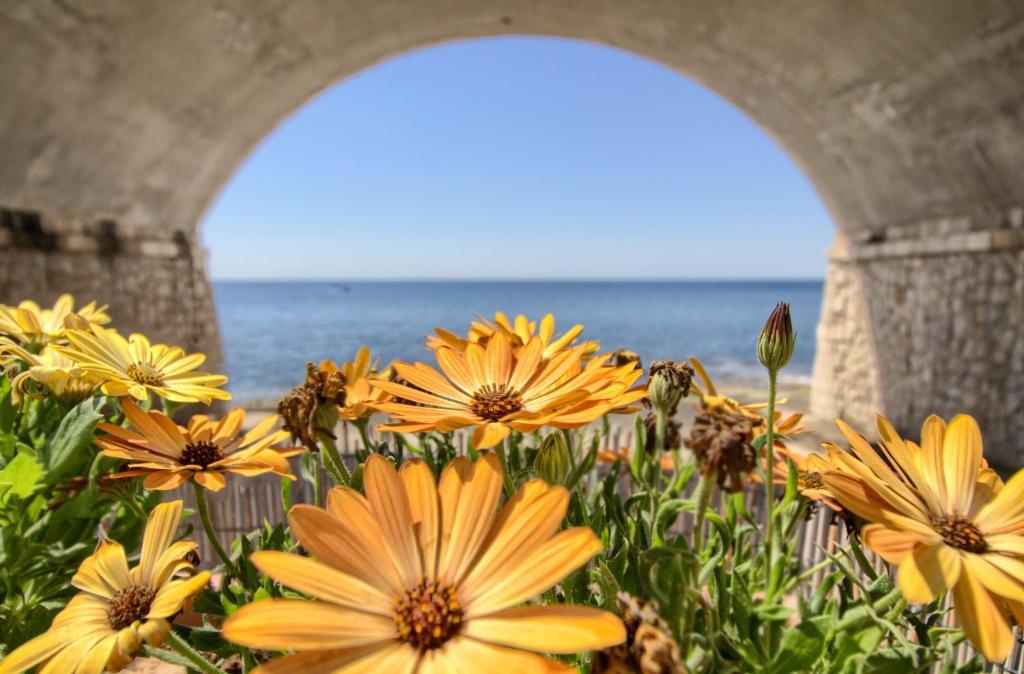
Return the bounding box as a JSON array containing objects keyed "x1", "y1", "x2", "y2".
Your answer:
[
  {"x1": 320, "y1": 434, "x2": 350, "y2": 486},
  {"x1": 763, "y1": 369, "x2": 778, "y2": 598},
  {"x1": 191, "y1": 482, "x2": 236, "y2": 578},
  {"x1": 280, "y1": 475, "x2": 293, "y2": 518},
  {"x1": 682, "y1": 471, "x2": 715, "y2": 657},
  {"x1": 354, "y1": 419, "x2": 374, "y2": 454},
  {"x1": 496, "y1": 438, "x2": 516, "y2": 498},
  {"x1": 165, "y1": 631, "x2": 228, "y2": 674},
  {"x1": 312, "y1": 452, "x2": 322, "y2": 507}
]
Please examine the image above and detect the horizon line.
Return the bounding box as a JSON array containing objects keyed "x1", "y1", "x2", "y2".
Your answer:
[{"x1": 210, "y1": 276, "x2": 826, "y2": 283}]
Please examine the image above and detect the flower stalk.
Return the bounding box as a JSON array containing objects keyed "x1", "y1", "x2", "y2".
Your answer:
[{"x1": 191, "y1": 481, "x2": 237, "y2": 579}]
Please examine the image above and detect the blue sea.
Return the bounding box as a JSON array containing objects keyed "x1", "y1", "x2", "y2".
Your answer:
[{"x1": 213, "y1": 281, "x2": 823, "y2": 403}]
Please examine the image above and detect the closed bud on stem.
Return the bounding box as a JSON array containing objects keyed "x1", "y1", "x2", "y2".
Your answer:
[
  {"x1": 646, "y1": 361, "x2": 694, "y2": 414},
  {"x1": 757, "y1": 302, "x2": 795, "y2": 372},
  {"x1": 534, "y1": 432, "x2": 573, "y2": 485}
]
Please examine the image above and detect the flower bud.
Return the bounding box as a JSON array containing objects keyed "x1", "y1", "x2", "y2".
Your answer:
[
  {"x1": 756, "y1": 302, "x2": 795, "y2": 372},
  {"x1": 646, "y1": 361, "x2": 694, "y2": 414},
  {"x1": 534, "y1": 433, "x2": 573, "y2": 485}
]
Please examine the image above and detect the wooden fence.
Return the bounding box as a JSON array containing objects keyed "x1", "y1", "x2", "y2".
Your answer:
[{"x1": 168, "y1": 426, "x2": 1023, "y2": 672}]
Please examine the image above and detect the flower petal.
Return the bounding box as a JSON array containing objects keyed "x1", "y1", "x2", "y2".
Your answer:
[
  {"x1": 438, "y1": 454, "x2": 503, "y2": 585},
  {"x1": 462, "y1": 605, "x2": 625, "y2": 653},
  {"x1": 463, "y1": 527, "x2": 602, "y2": 616},
  {"x1": 222, "y1": 600, "x2": 398, "y2": 650},
  {"x1": 951, "y1": 566, "x2": 1014, "y2": 662},
  {"x1": 437, "y1": 637, "x2": 575, "y2": 673},
  {"x1": 942, "y1": 415, "x2": 982, "y2": 515},
  {"x1": 363, "y1": 456, "x2": 422, "y2": 586},
  {"x1": 250, "y1": 551, "x2": 392, "y2": 615},
  {"x1": 72, "y1": 542, "x2": 131, "y2": 598},
  {"x1": 861, "y1": 523, "x2": 921, "y2": 565},
  {"x1": 897, "y1": 544, "x2": 960, "y2": 604},
  {"x1": 400, "y1": 460, "x2": 441, "y2": 579},
  {"x1": 139, "y1": 500, "x2": 184, "y2": 588}
]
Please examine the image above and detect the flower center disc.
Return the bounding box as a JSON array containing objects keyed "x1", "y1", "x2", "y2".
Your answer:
[
  {"x1": 470, "y1": 384, "x2": 523, "y2": 421},
  {"x1": 931, "y1": 515, "x2": 988, "y2": 553},
  {"x1": 394, "y1": 578, "x2": 463, "y2": 650},
  {"x1": 108, "y1": 585, "x2": 155, "y2": 630},
  {"x1": 181, "y1": 441, "x2": 224, "y2": 468},
  {"x1": 799, "y1": 471, "x2": 824, "y2": 490},
  {"x1": 127, "y1": 362, "x2": 166, "y2": 387}
]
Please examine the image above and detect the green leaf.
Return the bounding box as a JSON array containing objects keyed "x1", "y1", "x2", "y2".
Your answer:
[
  {"x1": 0, "y1": 451, "x2": 43, "y2": 499},
  {"x1": 45, "y1": 398, "x2": 104, "y2": 484},
  {"x1": 772, "y1": 618, "x2": 827, "y2": 672}
]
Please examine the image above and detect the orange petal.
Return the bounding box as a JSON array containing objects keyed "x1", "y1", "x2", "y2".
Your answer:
[{"x1": 462, "y1": 605, "x2": 625, "y2": 653}]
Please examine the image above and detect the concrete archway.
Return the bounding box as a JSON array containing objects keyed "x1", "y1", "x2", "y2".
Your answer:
[{"x1": 1, "y1": 2, "x2": 1021, "y2": 462}]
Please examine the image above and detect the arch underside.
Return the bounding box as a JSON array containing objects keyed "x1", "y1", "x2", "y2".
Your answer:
[{"x1": 0, "y1": 1, "x2": 1021, "y2": 462}]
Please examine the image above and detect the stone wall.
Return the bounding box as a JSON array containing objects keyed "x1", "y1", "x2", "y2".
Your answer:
[
  {"x1": 0, "y1": 208, "x2": 222, "y2": 369},
  {"x1": 813, "y1": 207, "x2": 1024, "y2": 467}
]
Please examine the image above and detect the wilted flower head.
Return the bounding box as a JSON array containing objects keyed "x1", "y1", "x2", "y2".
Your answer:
[
  {"x1": 756, "y1": 302, "x2": 795, "y2": 372},
  {"x1": 646, "y1": 360, "x2": 694, "y2": 414},
  {"x1": 685, "y1": 410, "x2": 756, "y2": 492},
  {"x1": 278, "y1": 360, "x2": 346, "y2": 449},
  {"x1": 592, "y1": 592, "x2": 685, "y2": 674}
]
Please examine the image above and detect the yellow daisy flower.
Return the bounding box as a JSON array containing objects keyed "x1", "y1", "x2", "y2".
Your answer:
[
  {"x1": 0, "y1": 501, "x2": 209, "y2": 674},
  {"x1": 428, "y1": 311, "x2": 599, "y2": 360},
  {"x1": 338, "y1": 346, "x2": 394, "y2": 422},
  {"x1": 689, "y1": 356, "x2": 774, "y2": 418},
  {"x1": 821, "y1": 414, "x2": 1024, "y2": 661},
  {"x1": 55, "y1": 324, "x2": 229, "y2": 404},
  {"x1": 223, "y1": 454, "x2": 625, "y2": 673},
  {"x1": 96, "y1": 399, "x2": 302, "y2": 491},
  {"x1": 0, "y1": 340, "x2": 98, "y2": 404},
  {"x1": 0, "y1": 294, "x2": 109, "y2": 348},
  {"x1": 370, "y1": 332, "x2": 646, "y2": 449}
]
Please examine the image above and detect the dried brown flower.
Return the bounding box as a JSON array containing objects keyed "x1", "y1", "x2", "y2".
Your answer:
[
  {"x1": 592, "y1": 593, "x2": 685, "y2": 674},
  {"x1": 646, "y1": 361, "x2": 694, "y2": 413},
  {"x1": 277, "y1": 361, "x2": 346, "y2": 450},
  {"x1": 685, "y1": 410, "x2": 756, "y2": 492}
]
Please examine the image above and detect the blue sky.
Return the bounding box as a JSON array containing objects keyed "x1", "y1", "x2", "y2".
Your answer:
[{"x1": 202, "y1": 37, "x2": 833, "y2": 280}]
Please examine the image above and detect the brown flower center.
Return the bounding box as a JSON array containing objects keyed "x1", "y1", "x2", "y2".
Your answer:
[
  {"x1": 931, "y1": 515, "x2": 988, "y2": 553},
  {"x1": 394, "y1": 578, "x2": 463, "y2": 650},
  {"x1": 108, "y1": 585, "x2": 155, "y2": 630},
  {"x1": 799, "y1": 471, "x2": 824, "y2": 490},
  {"x1": 180, "y1": 441, "x2": 224, "y2": 468},
  {"x1": 470, "y1": 384, "x2": 523, "y2": 421},
  {"x1": 126, "y1": 362, "x2": 166, "y2": 387}
]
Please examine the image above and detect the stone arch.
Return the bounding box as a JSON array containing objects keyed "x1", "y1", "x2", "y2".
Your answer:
[{"x1": 0, "y1": 2, "x2": 1021, "y2": 462}]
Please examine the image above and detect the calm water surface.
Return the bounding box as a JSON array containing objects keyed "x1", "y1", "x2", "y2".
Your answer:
[{"x1": 214, "y1": 281, "x2": 823, "y2": 402}]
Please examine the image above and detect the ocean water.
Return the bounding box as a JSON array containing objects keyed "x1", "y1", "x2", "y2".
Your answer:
[{"x1": 213, "y1": 281, "x2": 823, "y2": 403}]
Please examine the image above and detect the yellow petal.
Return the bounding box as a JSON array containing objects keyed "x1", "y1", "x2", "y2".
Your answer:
[
  {"x1": 942, "y1": 415, "x2": 982, "y2": 515},
  {"x1": 962, "y1": 553, "x2": 1024, "y2": 603},
  {"x1": 251, "y1": 645, "x2": 392, "y2": 674},
  {"x1": 463, "y1": 527, "x2": 602, "y2": 616},
  {"x1": 193, "y1": 470, "x2": 227, "y2": 491},
  {"x1": 363, "y1": 456, "x2": 422, "y2": 586},
  {"x1": 222, "y1": 600, "x2": 398, "y2": 650},
  {"x1": 0, "y1": 627, "x2": 75, "y2": 674},
  {"x1": 37, "y1": 631, "x2": 109, "y2": 674},
  {"x1": 74, "y1": 633, "x2": 119, "y2": 674},
  {"x1": 148, "y1": 571, "x2": 210, "y2": 618},
  {"x1": 952, "y1": 566, "x2": 1014, "y2": 662},
  {"x1": 897, "y1": 544, "x2": 960, "y2": 604},
  {"x1": 288, "y1": 503, "x2": 404, "y2": 595},
  {"x1": 861, "y1": 523, "x2": 921, "y2": 565},
  {"x1": 400, "y1": 460, "x2": 441, "y2": 579},
  {"x1": 249, "y1": 551, "x2": 392, "y2": 615},
  {"x1": 461, "y1": 482, "x2": 568, "y2": 594},
  {"x1": 139, "y1": 500, "x2": 184, "y2": 588},
  {"x1": 471, "y1": 422, "x2": 511, "y2": 450},
  {"x1": 438, "y1": 454, "x2": 503, "y2": 584},
  {"x1": 975, "y1": 468, "x2": 1024, "y2": 535},
  {"x1": 437, "y1": 637, "x2": 575, "y2": 673},
  {"x1": 72, "y1": 542, "x2": 131, "y2": 598},
  {"x1": 462, "y1": 605, "x2": 625, "y2": 653}
]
